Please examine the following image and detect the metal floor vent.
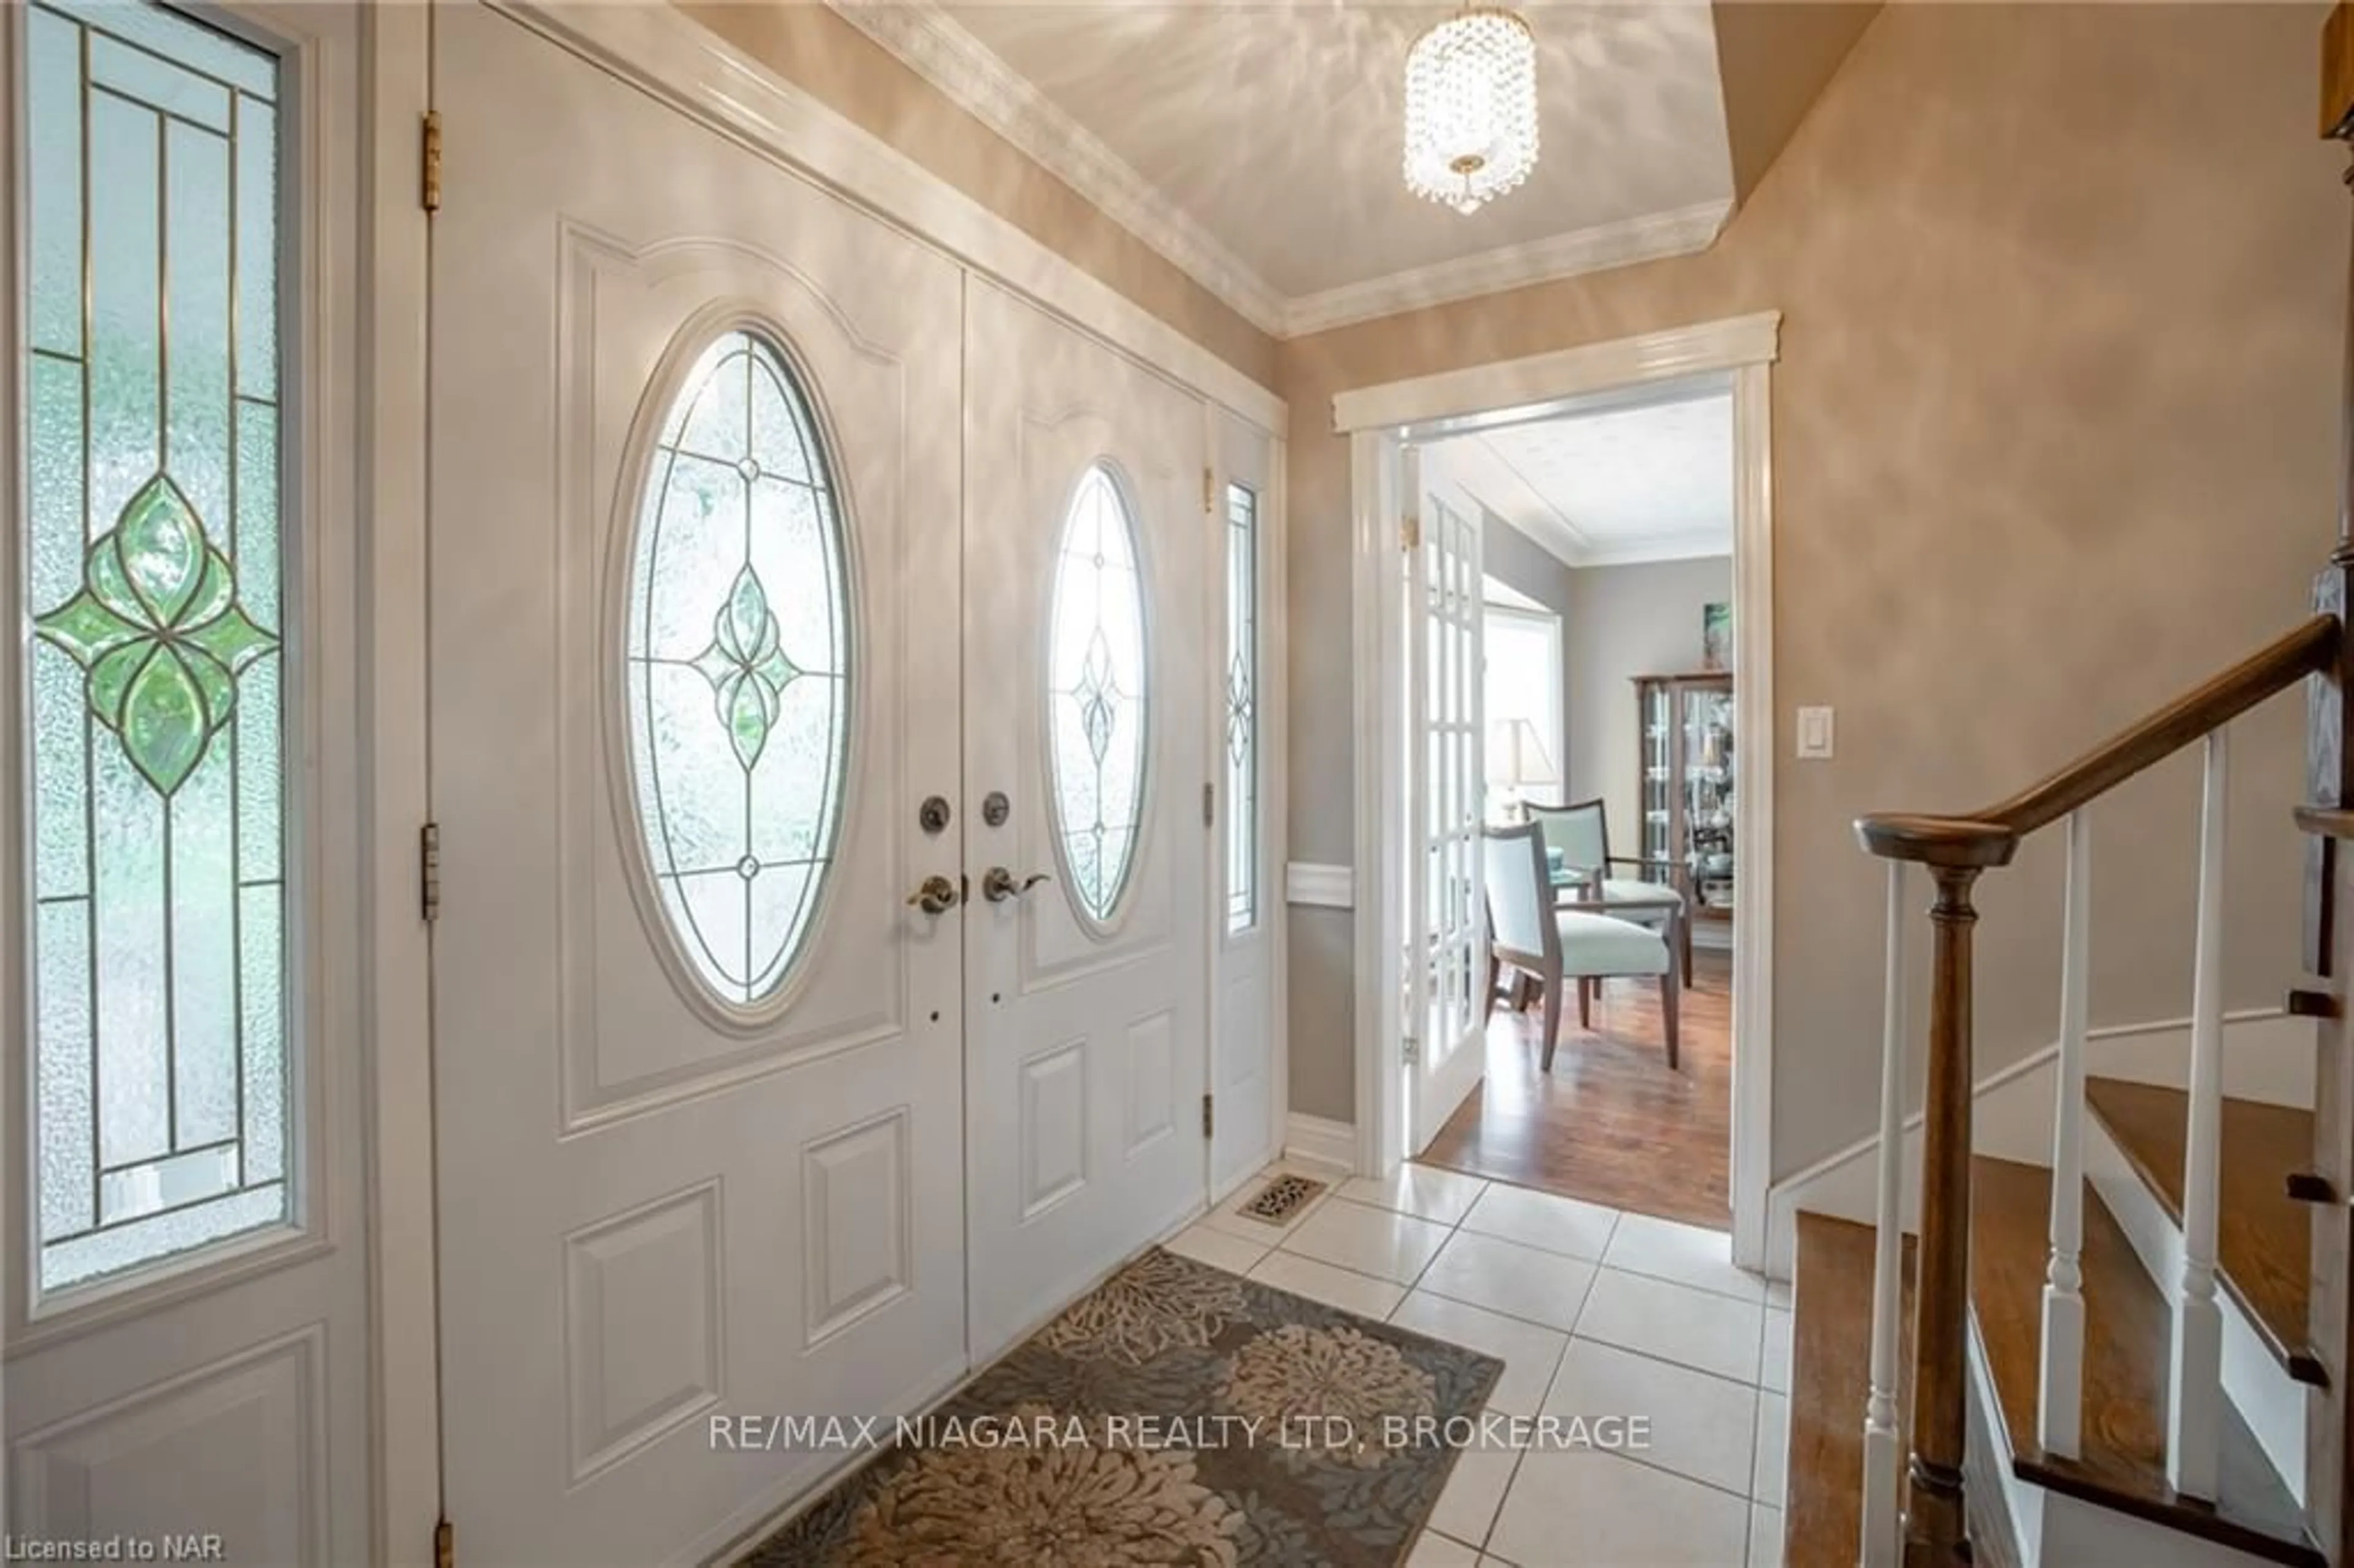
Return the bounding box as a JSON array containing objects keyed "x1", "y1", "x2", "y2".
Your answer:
[{"x1": 1238, "y1": 1173, "x2": 1327, "y2": 1225}]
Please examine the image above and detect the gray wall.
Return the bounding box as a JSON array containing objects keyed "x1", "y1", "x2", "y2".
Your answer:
[{"x1": 1567, "y1": 557, "x2": 1734, "y2": 844}]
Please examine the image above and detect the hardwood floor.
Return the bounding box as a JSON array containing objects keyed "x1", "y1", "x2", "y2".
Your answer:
[{"x1": 1417, "y1": 950, "x2": 1731, "y2": 1229}]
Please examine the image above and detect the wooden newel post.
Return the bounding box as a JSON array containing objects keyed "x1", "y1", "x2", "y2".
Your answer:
[{"x1": 1906, "y1": 865, "x2": 1983, "y2": 1567}]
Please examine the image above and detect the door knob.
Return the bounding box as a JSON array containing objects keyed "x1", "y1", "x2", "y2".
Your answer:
[
  {"x1": 905, "y1": 875, "x2": 961, "y2": 915},
  {"x1": 981, "y1": 867, "x2": 1053, "y2": 904}
]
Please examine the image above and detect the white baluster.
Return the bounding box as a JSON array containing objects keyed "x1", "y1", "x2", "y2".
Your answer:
[
  {"x1": 1862, "y1": 860, "x2": 1906, "y2": 1568},
  {"x1": 2168, "y1": 729, "x2": 2228, "y2": 1499},
  {"x1": 2038, "y1": 810, "x2": 2090, "y2": 1458}
]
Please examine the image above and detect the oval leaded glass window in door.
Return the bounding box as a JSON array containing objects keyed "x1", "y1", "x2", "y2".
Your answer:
[
  {"x1": 23, "y1": 0, "x2": 290, "y2": 1292},
  {"x1": 1046, "y1": 465, "x2": 1149, "y2": 923},
  {"x1": 623, "y1": 330, "x2": 852, "y2": 1010}
]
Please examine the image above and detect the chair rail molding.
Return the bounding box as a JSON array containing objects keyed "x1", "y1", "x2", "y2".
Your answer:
[
  {"x1": 1286, "y1": 862, "x2": 1355, "y2": 910},
  {"x1": 1345, "y1": 313, "x2": 1778, "y2": 1266}
]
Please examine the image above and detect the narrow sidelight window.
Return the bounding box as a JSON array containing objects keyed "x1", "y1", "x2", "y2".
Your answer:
[
  {"x1": 1224, "y1": 482, "x2": 1259, "y2": 933},
  {"x1": 23, "y1": 0, "x2": 291, "y2": 1291}
]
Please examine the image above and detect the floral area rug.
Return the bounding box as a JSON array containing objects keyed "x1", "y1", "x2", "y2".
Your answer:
[{"x1": 741, "y1": 1247, "x2": 1502, "y2": 1566}]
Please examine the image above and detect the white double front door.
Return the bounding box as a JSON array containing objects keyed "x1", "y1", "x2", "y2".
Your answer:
[{"x1": 425, "y1": 7, "x2": 1226, "y2": 1559}]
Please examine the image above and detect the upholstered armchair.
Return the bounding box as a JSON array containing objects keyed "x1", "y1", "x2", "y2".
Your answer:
[
  {"x1": 1483, "y1": 823, "x2": 1680, "y2": 1071},
  {"x1": 1522, "y1": 797, "x2": 1693, "y2": 986}
]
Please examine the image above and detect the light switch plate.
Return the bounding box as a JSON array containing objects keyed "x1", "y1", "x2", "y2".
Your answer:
[{"x1": 1797, "y1": 706, "x2": 1835, "y2": 759}]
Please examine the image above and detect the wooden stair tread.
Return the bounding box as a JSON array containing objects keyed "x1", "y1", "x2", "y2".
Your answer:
[
  {"x1": 2083, "y1": 1075, "x2": 2314, "y2": 1373},
  {"x1": 1785, "y1": 1213, "x2": 1914, "y2": 1567},
  {"x1": 1970, "y1": 1155, "x2": 2321, "y2": 1564}
]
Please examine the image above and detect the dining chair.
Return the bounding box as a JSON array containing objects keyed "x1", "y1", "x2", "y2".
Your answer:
[
  {"x1": 1483, "y1": 823, "x2": 1680, "y2": 1071},
  {"x1": 1523, "y1": 796, "x2": 1693, "y2": 986}
]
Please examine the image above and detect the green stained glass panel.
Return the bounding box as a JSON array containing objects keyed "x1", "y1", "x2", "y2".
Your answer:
[
  {"x1": 1047, "y1": 465, "x2": 1149, "y2": 923},
  {"x1": 625, "y1": 330, "x2": 852, "y2": 1007},
  {"x1": 23, "y1": 0, "x2": 289, "y2": 1293}
]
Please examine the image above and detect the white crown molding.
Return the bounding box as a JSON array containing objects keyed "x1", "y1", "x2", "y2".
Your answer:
[
  {"x1": 828, "y1": 0, "x2": 1289, "y2": 335},
  {"x1": 825, "y1": 1, "x2": 1732, "y2": 342},
  {"x1": 1573, "y1": 528, "x2": 1734, "y2": 568},
  {"x1": 1443, "y1": 429, "x2": 1730, "y2": 569},
  {"x1": 1279, "y1": 200, "x2": 1733, "y2": 339},
  {"x1": 1438, "y1": 435, "x2": 1591, "y2": 566},
  {"x1": 497, "y1": 0, "x2": 1282, "y2": 432}
]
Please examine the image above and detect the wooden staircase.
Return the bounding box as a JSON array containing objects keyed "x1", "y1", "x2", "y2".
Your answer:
[
  {"x1": 1789, "y1": 1115, "x2": 2328, "y2": 1566},
  {"x1": 1782, "y1": 18, "x2": 2354, "y2": 1562}
]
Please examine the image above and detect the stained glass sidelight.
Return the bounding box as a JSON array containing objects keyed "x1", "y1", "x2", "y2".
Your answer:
[
  {"x1": 624, "y1": 330, "x2": 850, "y2": 1007},
  {"x1": 23, "y1": 0, "x2": 288, "y2": 1292},
  {"x1": 1047, "y1": 465, "x2": 1148, "y2": 922},
  {"x1": 1224, "y1": 483, "x2": 1259, "y2": 934}
]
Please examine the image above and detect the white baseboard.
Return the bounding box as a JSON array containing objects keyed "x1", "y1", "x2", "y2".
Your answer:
[
  {"x1": 1766, "y1": 1008, "x2": 2313, "y2": 1276},
  {"x1": 1284, "y1": 1113, "x2": 1358, "y2": 1173}
]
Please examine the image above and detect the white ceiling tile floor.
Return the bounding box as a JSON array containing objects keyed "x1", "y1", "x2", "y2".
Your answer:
[
  {"x1": 1573, "y1": 1266, "x2": 1764, "y2": 1384},
  {"x1": 1338, "y1": 1163, "x2": 1490, "y2": 1227},
  {"x1": 1457, "y1": 1181, "x2": 1620, "y2": 1262},
  {"x1": 1194, "y1": 1160, "x2": 1789, "y2": 1568}
]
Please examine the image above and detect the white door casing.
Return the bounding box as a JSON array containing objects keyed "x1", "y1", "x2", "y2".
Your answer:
[
  {"x1": 1209, "y1": 410, "x2": 1281, "y2": 1198},
  {"x1": 2, "y1": 4, "x2": 375, "y2": 1561},
  {"x1": 963, "y1": 280, "x2": 1211, "y2": 1361},
  {"x1": 426, "y1": 9, "x2": 965, "y2": 1562},
  {"x1": 1403, "y1": 463, "x2": 1487, "y2": 1154}
]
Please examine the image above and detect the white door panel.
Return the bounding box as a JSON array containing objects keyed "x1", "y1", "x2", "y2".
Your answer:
[
  {"x1": 1211, "y1": 412, "x2": 1279, "y2": 1195},
  {"x1": 964, "y1": 281, "x2": 1209, "y2": 1359},
  {"x1": 4, "y1": 3, "x2": 372, "y2": 1561},
  {"x1": 428, "y1": 9, "x2": 964, "y2": 1561}
]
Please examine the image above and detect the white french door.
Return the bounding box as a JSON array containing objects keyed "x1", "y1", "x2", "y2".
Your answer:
[
  {"x1": 424, "y1": 7, "x2": 966, "y2": 1561},
  {"x1": 4, "y1": 4, "x2": 375, "y2": 1561},
  {"x1": 1403, "y1": 459, "x2": 1487, "y2": 1152},
  {"x1": 962, "y1": 281, "x2": 1211, "y2": 1360}
]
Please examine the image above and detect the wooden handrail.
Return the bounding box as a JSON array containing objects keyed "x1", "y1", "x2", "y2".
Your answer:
[{"x1": 1856, "y1": 615, "x2": 2341, "y2": 867}]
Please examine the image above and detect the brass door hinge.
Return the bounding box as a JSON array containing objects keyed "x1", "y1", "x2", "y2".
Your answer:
[
  {"x1": 1202, "y1": 782, "x2": 1214, "y2": 828},
  {"x1": 433, "y1": 1518, "x2": 454, "y2": 1568},
  {"x1": 1201, "y1": 1093, "x2": 1214, "y2": 1139},
  {"x1": 421, "y1": 111, "x2": 442, "y2": 214},
  {"x1": 1202, "y1": 466, "x2": 1214, "y2": 514},
  {"x1": 420, "y1": 821, "x2": 441, "y2": 923},
  {"x1": 1401, "y1": 514, "x2": 1421, "y2": 552}
]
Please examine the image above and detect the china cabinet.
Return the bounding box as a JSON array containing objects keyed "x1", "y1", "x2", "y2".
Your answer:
[{"x1": 1634, "y1": 672, "x2": 1735, "y2": 926}]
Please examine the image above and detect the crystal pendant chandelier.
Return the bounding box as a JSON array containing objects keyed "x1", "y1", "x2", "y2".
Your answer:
[{"x1": 1402, "y1": 6, "x2": 1539, "y2": 215}]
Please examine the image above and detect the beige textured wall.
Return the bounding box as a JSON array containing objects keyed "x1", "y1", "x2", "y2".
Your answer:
[
  {"x1": 1712, "y1": 2, "x2": 1882, "y2": 206},
  {"x1": 677, "y1": 1, "x2": 1278, "y2": 387},
  {"x1": 1566, "y1": 556, "x2": 1734, "y2": 841},
  {"x1": 1280, "y1": 4, "x2": 2348, "y2": 1173}
]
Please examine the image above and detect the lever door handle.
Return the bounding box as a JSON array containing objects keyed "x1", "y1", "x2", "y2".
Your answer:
[
  {"x1": 905, "y1": 875, "x2": 961, "y2": 915},
  {"x1": 981, "y1": 867, "x2": 1053, "y2": 904}
]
